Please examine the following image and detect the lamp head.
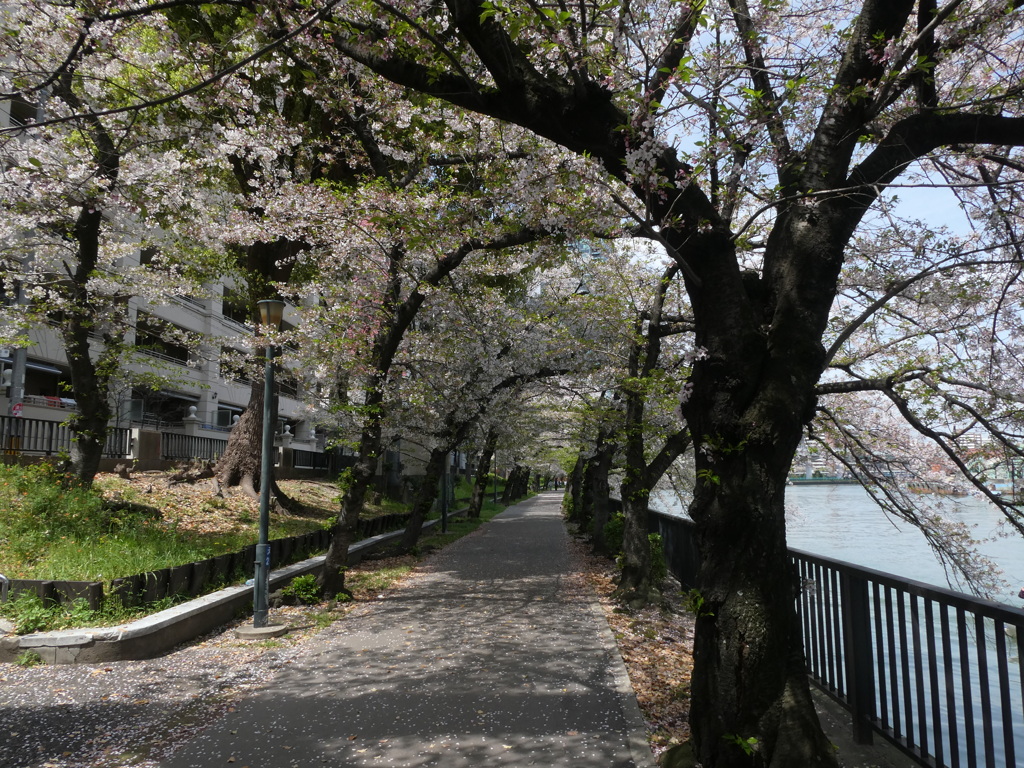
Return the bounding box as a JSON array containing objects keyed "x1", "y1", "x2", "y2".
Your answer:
[{"x1": 257, "y1": 299, "x2": 286, "y2": 329}]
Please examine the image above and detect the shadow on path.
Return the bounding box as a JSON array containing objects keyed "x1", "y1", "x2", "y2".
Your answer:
[{"x1": 157, "y1": 493, "x2": 650, "y2": 768}]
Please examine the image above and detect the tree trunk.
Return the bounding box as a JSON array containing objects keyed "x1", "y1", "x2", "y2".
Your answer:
[
  {"x1": 578, "y1": 451, "x2": 598, "y2": 533},
  {"x1": 214, "y1": 234, "x2": 300, "y2": 492},
  {"x1": 61, "y1": 200, "x2": 116, "y2": 487},
  {"x1": 500, "y1": 465, "x2": 515, "y2": 505},
  {"x1": 616, "y1": 368, "x2": 656, "y2": 601},
  {"x1": 468, "y1": 430, "x2": 496, "y2": 518},
  {"x1": 615, "y1": 483, "x2": 656, "y2": 606},
  {"x1": 215, "y1": 377, "x2": 265, "y2": 492},
  {"x1": 400, "y1": 447, "x2": 447, "y2": 551},
  {"x1": 678, "y1": 223, "x2": 840, "y2": 766},
  {"x1": 67, "y1": 415, "x2": 108, "y2": 486},
  {"x1": 63, "y1": 358, "x2": 110, "y2": 489},
  {"x1": 502, "y1": 465, "x2": 528, "y2": 503},
  {"x1": 62, "y1": 305, "x2": 113, "y2": 487},
  {"x1": 587, "y1": 439, "x2": 616, "y2": 555},
  {"x1": 319, "y1": 362, "x2": 401, "y2": 594},
  {"x1": 320, "y1": 448, "x2": 376, "y2": 596},
  {"x1": 688, "y1": 438, "x2": 834, "y2": 767},
  {"x1": 516, "y1": 466, "x2": 531, "y2": 498},
  {"x1": 564, "y1": 453, "x2": 585, "y2": 522}
]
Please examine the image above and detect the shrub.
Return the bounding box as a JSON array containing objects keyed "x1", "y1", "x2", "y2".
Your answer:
[
  {"x1": 649, "y1": 533, "x2": 668, "y2": 585},
  {"x1": 0, "y1": 591, "x2": 102, "y2": 634},
  {"x1": 1, "y1": 590, "x2": 55, "y2": 634},
  {"x1": 603, "y1": 512, "x2": 625, "y2": 555},
  {"x1": 601, "y1": 516, "x2": 667, "y2": 585},
  {"x1": 281, "y1": 573, "x2": 321, "y2": 604},
  {"x1": 0, "y1": 587, "x2": 185, "y2": 634},
  {"x1": 561, "y1": 496, "x2": 574, "y2": 519},
  {"x1": 0, "y1": 464, "x2": 119, "y2": 541}
]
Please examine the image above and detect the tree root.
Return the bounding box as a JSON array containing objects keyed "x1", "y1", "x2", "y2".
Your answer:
[
  {"x1": 168, "y1": 461, "x2": 217, "y2": 485},
  {"x1": 270, "y1": 479, "x2": 319, "y2": 516},
  {"x1": 237, "y1": 473, "x2": 259, "y2": 501}
]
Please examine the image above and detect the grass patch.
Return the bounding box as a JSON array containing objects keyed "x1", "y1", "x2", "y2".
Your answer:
[
  {"x1": 0, "y1": 465, "x2": 412, "y2": 582},
  {"x1": 0, "y1": 463, "x2": 512, "y2": 633},
  {"x1": 13, "y1": 527, "x2": 257, "y2": 582},
  {"x1": 347, "y1": 563, "x2": 414, "y2": 597},
  {"x1": 0, "y1": 589, "x2": 183, "y2": 634},
  {"x1": 15, "y1": 650, "x2": 44, "y2": 668}
]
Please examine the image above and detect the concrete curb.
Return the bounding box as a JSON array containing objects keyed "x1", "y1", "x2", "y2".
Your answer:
[
  {"x1": 0, "y1": 514, "x2": 462, "y2": 664},
  {"x1": 586, "y1": 599, "x2": 658, "y2": 768}
]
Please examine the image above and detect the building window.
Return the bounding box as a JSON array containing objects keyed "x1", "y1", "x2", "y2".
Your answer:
[
  {"x1": 219, "y1": 345, "x2": 254, "y2": 385},
  {"x1": 136, "y1": 314, "x2": 190, "y2": 365},
  {"x1": 5, "y1": 94, "x2": 39, "y2": 129},
  {"x1": 124, "y1": 388, "x2": 198, "y2": 426},
  {"x1": 221, "y1": 286, "x2": 251, "y2": 326},
  {"x1": 215, "y1": 403, "x2": 244, "y2": 428}
]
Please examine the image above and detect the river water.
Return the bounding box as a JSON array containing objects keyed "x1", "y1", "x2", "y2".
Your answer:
[{"x1": 655, "y1": 483, "x2": 1024, "y2": 606}]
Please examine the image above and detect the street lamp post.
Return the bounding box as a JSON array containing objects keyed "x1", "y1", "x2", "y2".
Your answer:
[
  {"x1": 253, "y1": 299, "x2": 285, "y2": 629},
  {"x1": 440, "y1": 452, "x2": 449, "y2": 534}
]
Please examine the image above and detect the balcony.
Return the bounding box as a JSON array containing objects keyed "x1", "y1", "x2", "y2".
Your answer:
[{"x1": 22, "y1": 394, "x2": 77, "y2": 410}]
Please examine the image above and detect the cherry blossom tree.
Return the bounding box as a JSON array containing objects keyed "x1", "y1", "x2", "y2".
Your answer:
[
  {"x1": 383, "y1": 268, "x2": 592, "y2": 548},
  {"x1": 545, "y1": 242, "x2": 695, "y2": 592},
  {"x1": 809, "y1": 214, "x2": 1024, "y2": 594},
  {"x1": 556, "y1": 386, "x2": 615, "y2": 524},
  {"x1": 0, "y1": 4, "x2": 210, "y2": 485},
  {"x1": 276, "y1": 105, "x2": 621, "y2": 593},
  {"x1": 315, "y1": 1, "x2": 1024, "y2": 764},
  {"x1": 9, "y1": 0, "x2": 623, "y2": 585},
  {"x1": 13, "y1": 2, "x2": 1024, "y2": 763}
]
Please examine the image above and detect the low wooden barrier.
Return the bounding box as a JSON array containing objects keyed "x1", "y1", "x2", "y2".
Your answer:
[{"x1": 1, "y1": 514, "x2": 413, "y2": 610}]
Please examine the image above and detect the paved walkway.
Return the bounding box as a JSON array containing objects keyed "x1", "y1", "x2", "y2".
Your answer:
[{"x1": 162, "y1": 492, "x2": 652, "y2": 768}]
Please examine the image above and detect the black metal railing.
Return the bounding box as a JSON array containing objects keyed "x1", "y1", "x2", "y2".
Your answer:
[
  {"x1": 1, "y1": 414, "x2": 70, "y2": 456},
  {"x1": 292, "y1": 448, "x2": 332, "y2": 471},
  {"x1": 793, "y1": 549, "x2": 1024, "y2": 768},
  {"x1": 647, "y1": 508, "x2": 1024, "y2": 768},
  {"x1": 161, "y1": 432, "x2": 228, "y2": 461},
  {"x1": 1, "y1": 415, "x2": 132, "y2": 459}
]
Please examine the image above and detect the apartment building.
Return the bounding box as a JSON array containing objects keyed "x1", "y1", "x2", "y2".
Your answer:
[
  {"x1": 1, "y1": 94, "x2": 429, "y2": 489},
  {"x1": 0, "y1": 76, "x2": 336, "y2": 466},
  {"x1": 0, "y1": 278, "x2": 323, "y2": 462}
]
